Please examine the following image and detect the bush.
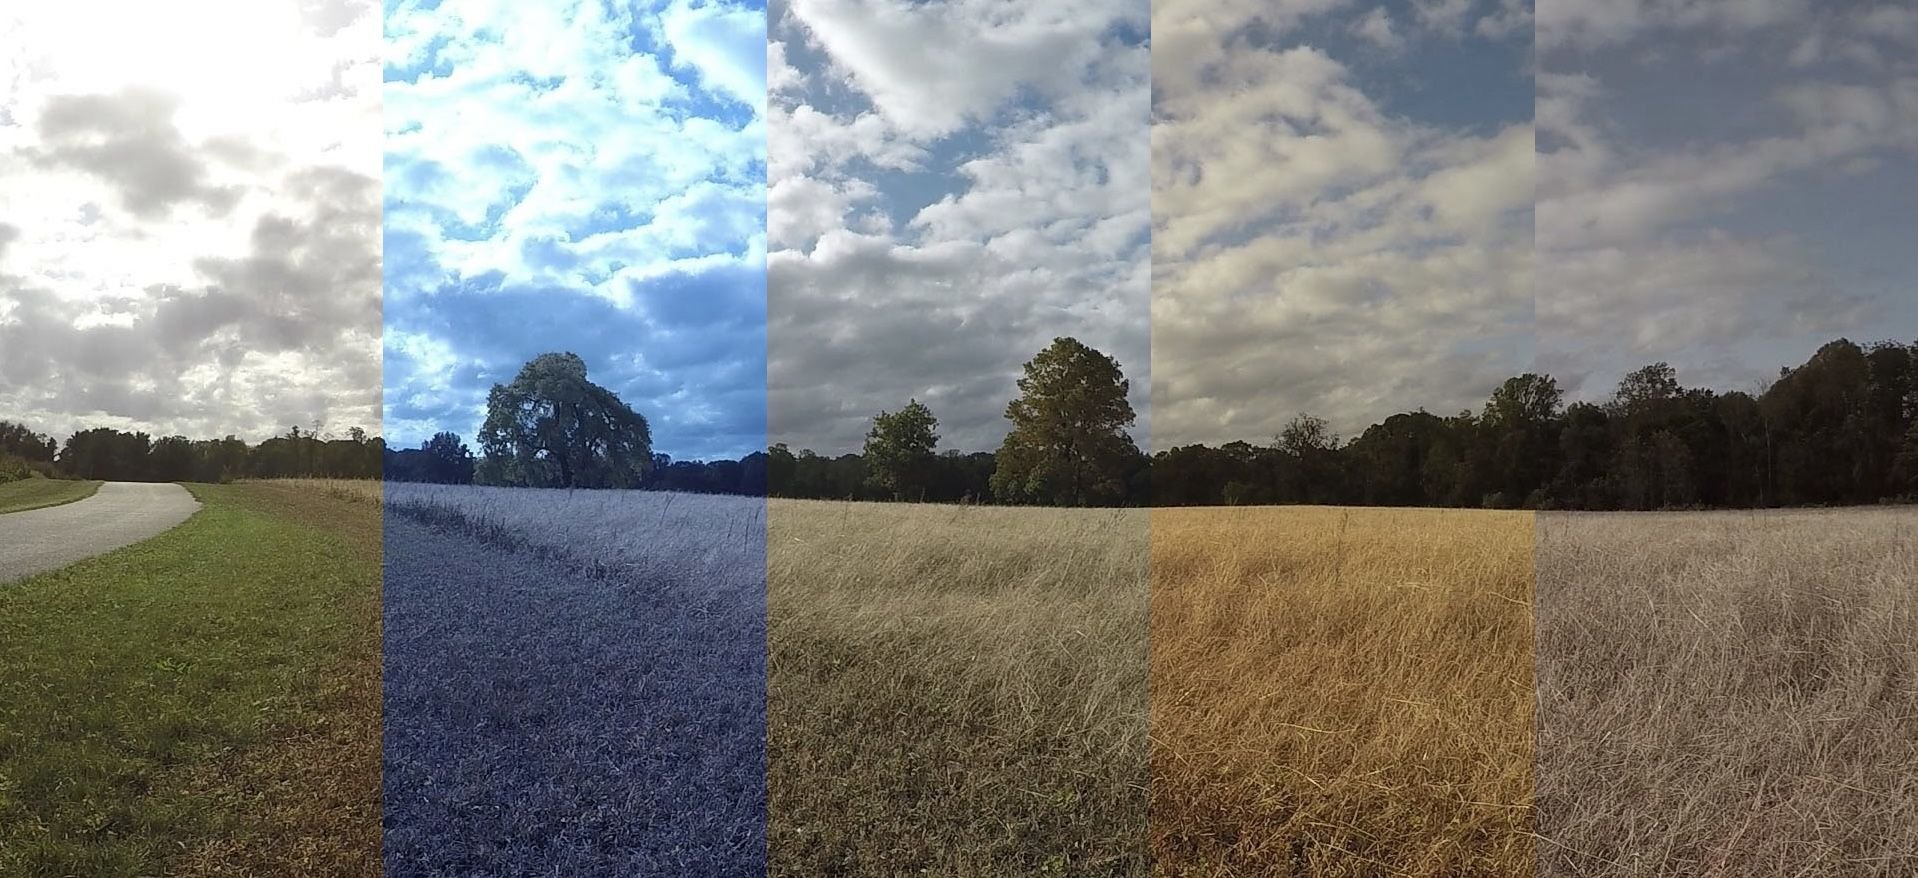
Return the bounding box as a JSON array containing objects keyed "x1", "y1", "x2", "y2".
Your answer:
[{"x1": 0, "y1": 453, "x2": 35, "y2": 484}]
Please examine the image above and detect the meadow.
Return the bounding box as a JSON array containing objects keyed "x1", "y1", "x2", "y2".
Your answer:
[
  {"x1": 768, "y1": 499, "x2": 1151, "y2": 876},
  {"x1": 379, "y1": 483, "x2": 767, "y2": 875},
  {"x1": 0, "y1": 481, "x2": 381, "y2": 877},
  {"x1": 1535, "y1": 507, "x2": 1918, "y2": 876},
  {"x1": 1150, "y1": 506, "x2": 1535, "y2": 877}
]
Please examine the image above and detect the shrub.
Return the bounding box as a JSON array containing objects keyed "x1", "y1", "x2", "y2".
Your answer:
[{"x1": 0, "y1": 453, "x2": 35, "y2": 484}]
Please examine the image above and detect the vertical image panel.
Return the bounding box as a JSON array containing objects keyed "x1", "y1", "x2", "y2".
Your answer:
[
  {"x1": 0, "y1": 1, "x2": 384, "y2": 875},
  {"x1": 1534, "y1": 3, "x2": 1918, "y2": 872},
  {"x1": 1150, "y1": 1, "x2": 1537, "y2": 873},
  {"x1": 379, "y1": 1, "x2": 768, "y2": 874},
  {"x1": 765, "y1": 0, "x2": 1152, "y2": 873}
]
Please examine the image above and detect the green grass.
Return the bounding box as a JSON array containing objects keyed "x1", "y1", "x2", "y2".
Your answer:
[
  {"x1": 0, "y1": 478, "x2": 102, "y2": 514},
  {"x1": 0, "y1": 482, "x2": 381, "y2": 877}
]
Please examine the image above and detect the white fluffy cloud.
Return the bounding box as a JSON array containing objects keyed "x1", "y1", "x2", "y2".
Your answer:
[
  {"x1": 768, "y1": 0, "x2": 1150, "y2": 454},
  {"x1": 1151, "y1": 2, "x2": 1535, "y2": 447},
  {"x1": 381, "y1": 0, "x2": 768, "y2": 457},
  {"x1": 663, "y1": 0, "x2": 770, "y2": 111}
]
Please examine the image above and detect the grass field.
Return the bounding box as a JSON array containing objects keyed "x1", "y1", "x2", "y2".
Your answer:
[
  {"x1": 0, "y1": 477, "x2": 102, "y2": 514},
  {"x1": 1536, "y1": 508, "x2": 1918, "y2": 876},
  {"x1": 1151, "y1": 506, "x2": 1534, "y2": 877},
  {"x1": 768, "y1": 500, "x2": 1150, "y2": 876},
  {"x1": 0, "y1": 481, "x2": 381, "y2": 877},
  {"x1": 379, "y1": 483, "x2": 766, "y2": 875},
  {"x1": 277, "y1": 477, "x2": 384, "y2": 506}
]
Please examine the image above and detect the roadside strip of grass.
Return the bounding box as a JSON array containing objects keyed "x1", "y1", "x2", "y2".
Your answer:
[
  {"x1": 0, "y1": 482, "x2": 381, "y2": 877},
  {"x1": 0, "y1": 478, "x2": 102, "y2": 514}
]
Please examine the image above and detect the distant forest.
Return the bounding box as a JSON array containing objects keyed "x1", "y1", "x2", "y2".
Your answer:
[{"x1": 7, "y1": 337, "x2": 1914, "y2": 510}]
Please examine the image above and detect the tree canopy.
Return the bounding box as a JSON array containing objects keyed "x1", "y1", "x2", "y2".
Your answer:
[
  {"x1": 863, "y1": 399, "x2": 940, "y2": 501},
  {"x1": 990, "y1": 337, "x2": 1143, "y2": 506},
  {"x1": 476, "y1": 352, "x2": 653, "y2": 489}
]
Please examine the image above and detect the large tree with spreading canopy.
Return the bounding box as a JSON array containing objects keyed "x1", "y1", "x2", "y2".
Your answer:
[{"x1": 476, "y1": 352, "x2": 652, "y2": 488}]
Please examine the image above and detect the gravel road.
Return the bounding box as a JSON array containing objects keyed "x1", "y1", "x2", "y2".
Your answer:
[{"x1": 0, "y1": 482, "x2": 200, "y2": 583}]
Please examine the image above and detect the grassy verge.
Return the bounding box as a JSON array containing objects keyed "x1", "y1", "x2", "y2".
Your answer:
[
  {"x1": 0, "y1": 482, "x2": 381, "y2": 877},
  {"x1": 0, "y1": 478, "x2": 102, "y2": 514}
]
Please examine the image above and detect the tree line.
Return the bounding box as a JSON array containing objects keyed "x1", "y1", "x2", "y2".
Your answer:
[
  {"x1": 395, "y1": 337, "x2": 1918, "y2": 510},
  {"x1": 763, "y1": 336, "x2": 1917, "y2": 510},
  {"x1": 12, "y1": 337, "x2": 1912, "y2": 510},
  {"x1": 385, "y1": 429, "x2": 771, "y2": 495},
  {"x1": 1154, "y1": 338, "x2": 1918, "y2": 510},
  {"x1": 0, "y1": 421, "x2": 382, "y2": 483}
]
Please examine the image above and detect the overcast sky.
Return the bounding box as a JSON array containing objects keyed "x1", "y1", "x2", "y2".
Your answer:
[
  {"x1": 766, "y1": 0, "x2": 1151, "y2": 456},
  {"x1": 1539, "y1": 0, "x2": 1918, "y2": 401},
  {"x1": 1152, "y1": 0, "x2": 1535, "y2": 449},
  {"x1": 0, "y1": 0, "x2": 380, "y2": 443},
  {"x1": 381, "y1": 0, "x2": 765, "y2": 460}
]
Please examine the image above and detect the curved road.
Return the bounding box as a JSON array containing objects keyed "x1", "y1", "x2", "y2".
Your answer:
[{"x1": 0, "y1": 482, "x2": 200, "y2": 583}]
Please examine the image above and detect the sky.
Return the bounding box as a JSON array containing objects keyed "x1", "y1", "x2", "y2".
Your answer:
[
  {"x1": 381, "y1": 0, "x2": 766, "y2": 461},
  {"x1": 1151, "y1": 0, "x2": 1536, "y2": 450},
  {"x1": 0, "y1": 0, "x2": 381, "y2": 443},
  {"x1": 766, "y1": 0, "x2": 1151, "y2": 456},
  {"x1": 1538, "y1": 0, "x2": 1918, "y2": 402}
]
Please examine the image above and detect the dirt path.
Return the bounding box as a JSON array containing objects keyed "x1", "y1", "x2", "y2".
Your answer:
[{"x1": 0, "y1": 482, "x2": 200, "y2": 583}]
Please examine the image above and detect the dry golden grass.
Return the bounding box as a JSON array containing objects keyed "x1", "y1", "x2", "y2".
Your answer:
[
  {"x1": 261, "y1": 477, "x2": 384, "y2": 506},
  {"x1": 768, "y1": 499, "x2": 1150, "y2": 876},
  {"x1": 1536, "y1": 508, "x2": 1918, "y2": 876},
  {"x1": 1151, "y1": 506, "x2": 1535, "y2": 877}
]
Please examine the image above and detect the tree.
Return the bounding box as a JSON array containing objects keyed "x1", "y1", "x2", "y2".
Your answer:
[
  {"x1": 1611, "y1": 362, "x2": 1682, "y2": 414},
  {"x1": 1276, "y1": 414, "x2": 1338, "y2": 457},
  {"x1": 421, "y1": 432, "x2": 476, "y2": 484},
  {"x1": 1896, "y1": 419, "x2": 1918, "y2": 496},
  {"x1": 990, "y1": 337, "x2": 1140, "y2": 506},
  {"x1": 0, "y1": 421, "x2": 56, "y2": 462},
  {"x1": 476, "y1": 352, "x2": 653, "y2": 488},
  {"x1": 767, "y1": 443, "x2": 798, "y2": 496},
  {"x1": 1275, "y1": 413, "x2": 1342, "y2": 503},
  {"x1": 863, "y1": 399, "x2": 940, "y2": 501},
  {"x1": 1483, "y1": 373, "x2": 1563, "y2": 506},
  {"x1": 149, "y1": 436, "x2": 195, "y2": 482}
]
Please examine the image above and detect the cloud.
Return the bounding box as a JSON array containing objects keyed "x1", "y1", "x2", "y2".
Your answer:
[
  {"x1": 768, "y1": 0, "x2": 1149, "y2": 454},
  {"x1": 781, "y1": 0, "x2": 1137, "y2": 141},
  {"x1": 1537, "y1": 0, "x2": 1810, "y2": 52},
  {"x1": 1537, "y1": 0, "x2": 1918, "y2": 68},
  {"x1": 1537, "y1": 0, "x2": 1918, "y2": 402},
  {"x1": 27, "y1": 89, "x2": 243, "y2": 219},
  {"x1": 381, "y1": 0, "x2": 766, "y2": 460},
  {"x1": 1352, "y1": 9, "x2": 1405, "y2": 51},
  {"x1": 661, "y1": 0, "x2": 769, "y2": 111},
  {"x1": 0, "y1": 0, "x2": 380, "y2": 443},
  {"x1": 1539, "y1": 73, "x2": 1918, "y2": 251},
  {"x1": 1537, "y1": 232, "x2": 1875, "y2": 396},
  {"x1": 1151, "y1": 3, "x2": 1535, "y2": 447}
]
